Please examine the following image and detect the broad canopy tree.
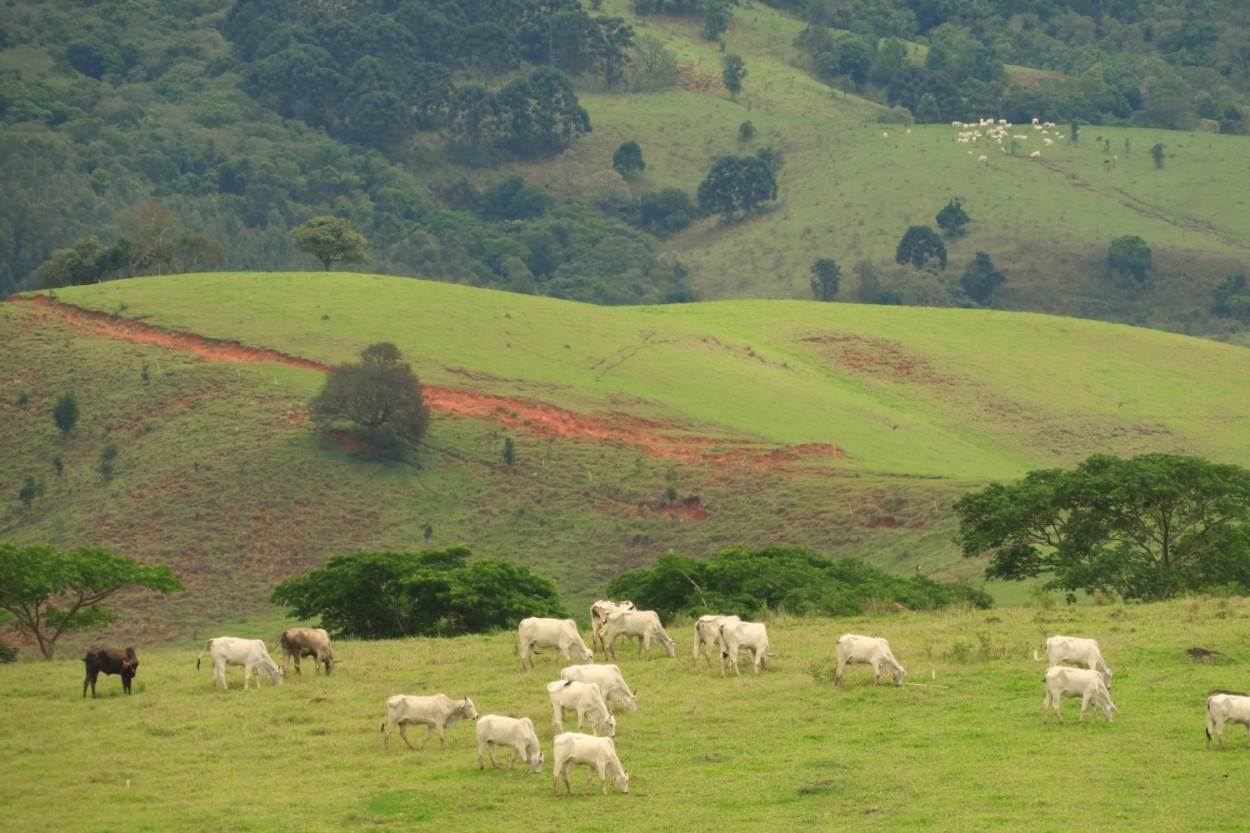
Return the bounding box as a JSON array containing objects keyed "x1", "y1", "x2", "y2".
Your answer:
[
  {"x1": 697, "y1": 153, "x2": 778, "y2": 221},
  {"x1": 291, "y1": 216, "x2": 369, "y2": 271},
  {"x1": 0, "y1": 543, "x2": 184, "y2": 659},
  {"x1": 309, "y1": 342, "x2": 430, "y2": 450},
  {"x1": 955, "y1": 453, "x2": 1250, "y2": 601},
  {"x1": 270, "y1": 546, "x2": 567, "y2": 638}
]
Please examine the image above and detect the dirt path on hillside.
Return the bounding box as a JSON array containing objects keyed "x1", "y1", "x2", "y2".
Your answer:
[{"x1": 9, "y1": 294, "x2": 845, "y2": 465}]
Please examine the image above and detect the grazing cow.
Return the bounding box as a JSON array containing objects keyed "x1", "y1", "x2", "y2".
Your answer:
[
  {"x1": 1043, "y1": 666, "x2": 1117, "y2": 725},
  {"x1": 82, "y1": 647, "x2": 138, "y2": 699},
  {"x1": 834, "y1": 634, "x2": 905, "y2": 687},
  {"x1": 590, "y1": 600, "x2": 635, "y2": 657},
  {"x1": 552, "y1": 732, "x2": 629, "y2": 795},
  {"x1": 197, "y1": 637, "x2": 283, "y2": 690},
  {"x1": 693, "y1": 614, "x2": 740, "y2": 666},
  {"x1": 1034, "y1": 635, "x2": 1113, "y2": 688},
  {"x1": 560, "y1": 663, "x2": 637, "y2": 714},
  {"x1": 599, "y1": 609, "x2": 677, "y2": 660},
  {"x1": 279, "y1": 627, "x2": 335, "y2": 676},
  {"x1": 719, "y1": 621, "x2": 770, "y2": 677},
  {"x1": 547, "y1": 679, "x2": 617, "y2": 737},
  {"x1": 1206, "y1": 692, "x2": 1250, "y2": 749},
  {"x1": 476, "y1": 715, "x2": 544, "y2": 772},
  {"x1": 381, "y1": 693, "x2": 478, "y2": 750},
  {"x1": 518, "y1": 617, "x2": 593, "y2": 670}
]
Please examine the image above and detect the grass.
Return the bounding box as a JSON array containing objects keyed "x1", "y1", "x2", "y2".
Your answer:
[{"x1": 4, "y1": 597, "x2": 1250, "y2": 832}]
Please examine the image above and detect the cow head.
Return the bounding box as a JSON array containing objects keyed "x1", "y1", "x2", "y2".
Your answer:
[
  {"x1": 462, "y1": 697, "x2": 479, "y2": 720},
  {"x1": 528, "y1": 750, "x2": 545, "y2": 774}
]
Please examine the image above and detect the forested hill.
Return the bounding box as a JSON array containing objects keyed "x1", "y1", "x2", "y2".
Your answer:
[{"x1": 3, "y1": 0, "x2": 1250, "y2": 338}]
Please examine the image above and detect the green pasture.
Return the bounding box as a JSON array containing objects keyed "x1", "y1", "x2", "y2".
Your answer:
[{"x1": 5, "y1": 598, "x2": 1250, "y2": 832}]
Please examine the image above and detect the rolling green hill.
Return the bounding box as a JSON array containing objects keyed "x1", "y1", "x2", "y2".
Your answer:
[{"x1": 3, "y1": 274, "x2": 1249, "y2": 644}]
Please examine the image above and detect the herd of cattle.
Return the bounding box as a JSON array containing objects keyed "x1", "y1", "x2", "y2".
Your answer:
[{"x1": 78, "y1": 601, "x2": 1250, "y2": 789}]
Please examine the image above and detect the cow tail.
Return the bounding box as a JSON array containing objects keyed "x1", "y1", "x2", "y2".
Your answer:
[{"x1": 196, "y1": 639, "x2": 212, "y2": 670}]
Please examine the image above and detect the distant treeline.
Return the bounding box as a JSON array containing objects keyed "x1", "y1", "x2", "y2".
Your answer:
[{"x1": 606, "y1": 545, "x2": 993, "y2": 618}]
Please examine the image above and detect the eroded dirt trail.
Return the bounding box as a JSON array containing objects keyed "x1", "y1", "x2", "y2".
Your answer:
[{"x1": 10, "y1": 294, "x2": 844, "y2": 465}]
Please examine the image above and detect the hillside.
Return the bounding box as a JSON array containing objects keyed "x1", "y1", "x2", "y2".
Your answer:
[{"x1": 3, "y1": 274, "x2": 1249, "y2": 643}]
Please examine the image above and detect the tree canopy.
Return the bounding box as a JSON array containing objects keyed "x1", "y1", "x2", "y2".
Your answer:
[
  {"x1": 895, "y1": 225, "x2": 948, "y2": 271},
  {"x1": 810, "y1": 258, "x2": 841, "y2": 301},
  {"x1": 605, "y1": 545, "x2": 991, "y2": 618},
  {"x1": 270, "y1": 546, "x2": 567, "y2": 638},
  {"x1": 0, "y1": 543, "x2": 184, "y2": 659},
  {"x1": 291, "y1": 216, "x2": 369, "y2": 271},
  {"x1": 955, "y1": 453, "x2": 1250, "y2": 601},
  {"x1": 309, "y1": 342, "x2": 430, "y2": 451},
  {"x1": 696, "y1": 153, "x2": 778, "y2": 221}
]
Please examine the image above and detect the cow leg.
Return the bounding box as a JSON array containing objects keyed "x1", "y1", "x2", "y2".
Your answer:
[
  {"x1": 83, "y1": 670, "x2": 95, "y2": 699},
  {"x1": 598, "y1": 760, "x2": 609, "y2": 795},
  {"x1": 122, "y1": 672, "x2": 133, "y2": 695},
  {"x1": 398, "y1": 723, "x2": 416, "y2": 750}
]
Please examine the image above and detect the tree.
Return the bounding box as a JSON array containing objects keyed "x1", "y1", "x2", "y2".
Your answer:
[
  {"x1": 697, "y1": 154, "x2": 778, "y2": 221},
  {"x1": 291, "y1": 216, "x2": 369, "y2": 271},
  {"x1": 53, "y1": 391, "x2": 79, "y2": 436},
  {"x1": 309, "y1": 342, "x2": 430, "y2": 450},
  {"x1": 0, "y1": 543, "x2": 184, "y2": 659},
  {"x1": 895, "y1": 225, "x2": 948, "y2": 271},
  {"x1": 1107, "y1": 235, "x2": 1152, "y2": 284},
  {"x1": 1150, "y1": 142, "x2": 1166, "y2": 169},
  {"x1": 722, "y1": 54, "x2": 747, "y2": 99},
  {"x1": 810, "y1": 258, "x2": 841, "y2": 301},
  {"x1": 936, "y1": 198, "x2": 970, "y2": 237},
  {"x1": 704, "y1": 2, "x2": 731, "y2": 41},
  {"x1": 612, "y1": 141, "x2": 645, "y2": 177},
  {"x1": 955, "y1": 454, "x2": 1250, "y2": 602},
  {"x1": 270, "y1": 547, "x2": 567, "y2": 638},
  {"x1": 960, "y1": 251, "x2": 1005, "y2": 305},
  {"x1": 1212, "y1": 273, "x2": 1250, "y2": 321}
]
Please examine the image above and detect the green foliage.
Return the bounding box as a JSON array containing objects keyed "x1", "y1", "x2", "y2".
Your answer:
[
  {"x1": 606, "y1": 545, "x2": 991, "y2": 618},
  {"x1": 52, "y1": 391, "x2": 78, "y2": 436},
  {"x1": 97, "y1": 442, "x2": 118, "y2": 482},
  {"x1": 895, "y1": 225, "x2": 948, "y2": 271},
  {"x1": 1211, "y1": 273, "x2": 1250, "y2": 321},
  {"x1": 18, "y1": 475, "x2": 43, "y2": 508},
  {"x1": 291, "y1": 217, "x2": 368, "y2": 272},
  {"x1": 1151, "y1": 142, "x2": 1166, "y2": 169},
  {"x1": 960, "y1": 251, "x2": 1005, "y2": 305},
  {"x1": 612, "y1": 141, "x2": 645, "y2": 178},
  {"x1": 738, "y1": 120, "x2": 755, "y2": 141},
  {"x1": 0, "y1": 543, "x2": 183, "y2": 659},
  {"x1": 697, "y1": 153, "x2": 778, "y2": 221},
  {"x1": 810, "y1": 258, "x2": 841, "y2": 301},
  {"x1": 1107, "y1": 235, "x2": 1152, "y2": 284},
  {"x1": 955, "y1": 453, "x2": 1250, "y2": 601},
  {"x1": 722, "y1": 54, "x2": 747, "y2": 98},
  {"x1": 270, "y1": 546, "x2": 567, "y2": 638},
  {"x1": 704, "y1": 2, "x2": 732, "y2": 41},
  {"x1": 502, "y1": 436, "x2": 515, "y2": 467},
  {"x1": 309, "y1": 342, "x2": 429, "y2": 451},
  {"x1": 936, "y1": 199, "x2": 970, "y2": 238}
]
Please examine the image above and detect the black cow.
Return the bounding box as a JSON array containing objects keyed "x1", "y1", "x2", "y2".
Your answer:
[{"x1": 82, "y1": 647, "x2": 139, "y2": 698}]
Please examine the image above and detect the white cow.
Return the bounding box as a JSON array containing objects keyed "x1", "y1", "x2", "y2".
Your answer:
[
  {"x1": 1034, "y1": 635, "x2": 1113, "y2": 687},
  {"x1": 719, "y1": 621, "x2": 770, "y2": 677},
  {"x1": 834, "y1": 634, "x2": 905, "y2": 687},
  {"x1": 693, "y1": 614, "x2": 741, "y2": 666},
  {"x1": 1206, "y1": 692, "x2": 1250, "y2": 749},
  {"x1": 1042, "y1": 666, "x2": 1117, "y2": 725},
  {"x1": 381, "y1": 693, "x2": 479, "y2": 749},
  {"x1": 519, "y1": 617, "x2": 593, "y2": 670},
  {"x1": 546, "y1": 679, "x2": 616, "y2": 737},
  {"x1": 560, "y1": 663, "x2": 637, "y2": 713},
  {"x1": 196, "y1": 637, "x2": 284, "y2": 690},
  {"x1": 590, "y1": 600, "x2": 636, "y2": 657},
  {"x1": 475, "y1": 715, "x2": 544, "y2": 772},
  {"x1": 599, "y1": 609, "x2": 677, "y2": 660},
  {"x1": 552, "y1": 732, "x2": 629, "y2": 795}
]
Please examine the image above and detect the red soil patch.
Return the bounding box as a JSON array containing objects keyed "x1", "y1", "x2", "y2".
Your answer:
[{"x1": 10, "y1": 294, "x2": 848, "y2": 471}]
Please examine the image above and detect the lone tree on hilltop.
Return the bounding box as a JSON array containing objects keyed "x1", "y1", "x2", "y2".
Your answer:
[
  {"x1": 309, "y1": 342, "x2": 430, "y2": 452},
  {"x1": 292, "y1": 216, "x2": 368, "y2": 271},
  {"x1": 0, "y1": 543, "x2": 184, "y2": 659}
]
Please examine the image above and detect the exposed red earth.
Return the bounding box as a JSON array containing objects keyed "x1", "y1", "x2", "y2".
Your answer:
[{"x1": 10, "y1": 294, "x2": 846, "y2": 467}]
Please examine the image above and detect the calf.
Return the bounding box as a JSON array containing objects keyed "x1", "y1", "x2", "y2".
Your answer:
[
  {"x1": 834, "y1": 634, "x2": 905, "y2": 687},
  {"x1": 547, "y1": 679, "x2": 616, "y2": 737},
  {"x1": 279, "y1": 627, "x2": 334, "y2": 676},
  {"x1": 476, "y1": 715, "x2": 544, "y2": 772},
  {"x1": 82, "y1": 647, "x2": 138, "y2": 698},
  {"x1": 1043, "y1": 666, "x2": 1117, "y2": 725},
  {"x1": 719, "y1": 621, "x2": 770, "y2": 677},
  {"x1": 1206, "y1": 692, "x2": 1250, "y2": 749},
  {"x1": 382, "y1": 693, "x2": 478, "y2": 750},
  {"x1": 552, "y1": 732, "x2": 629, "y2": 795}
]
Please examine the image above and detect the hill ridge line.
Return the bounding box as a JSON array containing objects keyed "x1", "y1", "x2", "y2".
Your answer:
[{"x1": 7, "y1": 294, "x2": 846, "y2": 466}]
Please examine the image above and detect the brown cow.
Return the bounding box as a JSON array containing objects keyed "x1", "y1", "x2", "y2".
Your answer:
[
  {"x1": 83, "y1": 647, "x2": 139, "y2": 698},
  {"x1": 279, "y1": 628, "x2": 335, "y2": 676}
]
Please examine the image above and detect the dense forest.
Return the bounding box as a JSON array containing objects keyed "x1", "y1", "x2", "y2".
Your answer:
[{"x1": 2, "y1": 0, "x2": 1248, "y2": 314}]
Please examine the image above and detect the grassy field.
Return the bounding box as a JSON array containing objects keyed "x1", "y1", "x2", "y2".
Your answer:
[{"x1": 4, "y1": 598, "x2": 1250, "y2": 832}]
